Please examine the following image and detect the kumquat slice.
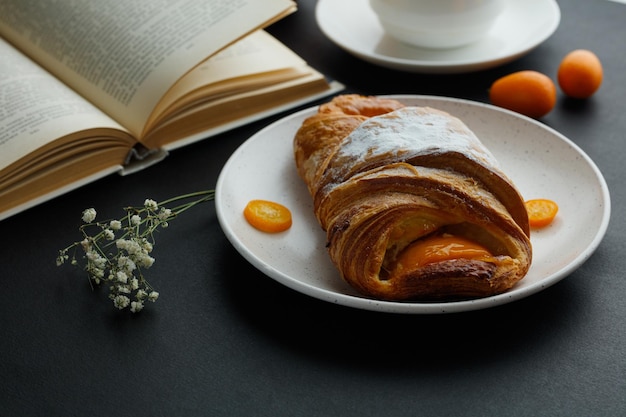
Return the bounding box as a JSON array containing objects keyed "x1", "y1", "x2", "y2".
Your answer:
[
  {"x1": 525, "y1": 199, "x2": 559, "y2": 229},
  {"x1": 243, "y1": 199, "x2": 292, "y2": 233}
]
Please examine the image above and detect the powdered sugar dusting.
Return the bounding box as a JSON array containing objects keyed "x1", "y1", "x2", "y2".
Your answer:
[{"x1": 337, "y1": 107, "x2": 501, "y2": 169}]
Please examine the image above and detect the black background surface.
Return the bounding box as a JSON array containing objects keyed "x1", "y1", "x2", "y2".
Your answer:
[{"x1": 1, "y1": 1, "x2": 624, "y2": 416}]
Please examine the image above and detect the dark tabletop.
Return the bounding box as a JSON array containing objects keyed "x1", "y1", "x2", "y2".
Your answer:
[{"x1": 1, "y1": 1, "x2": 625, "y2": 416}]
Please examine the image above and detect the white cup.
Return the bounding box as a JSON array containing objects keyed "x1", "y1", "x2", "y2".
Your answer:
[{"x1": 369, "y1": 0, "x2": 506, "y2": 49}]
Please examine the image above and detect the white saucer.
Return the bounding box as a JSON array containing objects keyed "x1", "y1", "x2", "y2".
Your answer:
[{"x1": 315, "y1": 0, "x2": 561, "y2": 73}]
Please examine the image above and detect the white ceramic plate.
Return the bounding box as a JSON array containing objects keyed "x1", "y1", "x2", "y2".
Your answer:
[
  {"x1": 315, "y1": 0, "x2": 561, "y2": 73},
  {"x1": 216, "y1": 96, "x2": 610, "y2": 314}
]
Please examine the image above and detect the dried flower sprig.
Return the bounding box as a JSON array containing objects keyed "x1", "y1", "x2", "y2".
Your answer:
[{"x1": 56, "y1": 190, "x2": 215, "y2": 312}]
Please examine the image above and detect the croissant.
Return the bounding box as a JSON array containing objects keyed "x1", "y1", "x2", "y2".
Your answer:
[{"x1": 293, "y1": 95, "x2": 532, "y2": 301}]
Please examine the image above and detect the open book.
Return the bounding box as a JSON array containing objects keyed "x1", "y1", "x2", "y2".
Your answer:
[{"x1": 0, "y1": 0, "x2": 341, "y2": 220}]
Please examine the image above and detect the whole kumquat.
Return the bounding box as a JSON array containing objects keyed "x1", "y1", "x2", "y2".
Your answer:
[
  {"x1": 489, "y1": 70, "x2": 557, "y2": 118},
  {"x1": 244, "y1": 199, "x2": 293, "y2": 233},
  {"x1": 525, "y1": 199, "x2": 559, "y2": 229},
  {"x1": 557, "y1": 49, "x2": 603, "y2": 99}
]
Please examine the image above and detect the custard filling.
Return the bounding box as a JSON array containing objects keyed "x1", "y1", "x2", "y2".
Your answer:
[
  {"x1": 394, "y1": 233, "x2": 494, "y2": 272},
  {"x1": 382, "y1": 216, "x2": 500, "y2": 278}
]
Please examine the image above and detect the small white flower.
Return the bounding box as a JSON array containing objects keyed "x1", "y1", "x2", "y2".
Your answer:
[
  {"x1": 86, "y1": 251, "x2": 106, "y2": 269},
  {"x1": 81, "y1": 208, "x2": 97, "y2": 223},
  {"x1": 56, "y1": 252, "x2": 68, "y2": 266},
  {"x1": 137, "y1": 254, "x2": 155, "y2": 268},
  {"x1": 127, "y1": 240, "x2": 142, "y2": 255},
  {"x1": 136, "y1": 290, "x2": 148, "y2": 300},
  {"x1": 141, "y1": 240, "x2": 153, "y2": 253},
  {"x1": 103, "y1": 229, "x2": 115, "y2": 240},
  {"x1": 130, "y1": 301, "x2": 144, "y2": 313},
  {"x1": 117, "y1": 239, "x2": 141, "y2": 255},
  {"x1": 144, "y1": 199, "x2": 158, "y2": 211},
  {"x1": 115, "y1": 239, "x2": 129, "y2": 250},
  {"x1": 109, "y1": 220, "x2": 122, "y2": 230},
  {"x1": 90, "y1": 267, "x2": 105, "y2": 279},
  {"x1": 113, "y1": 295, "x2": 130, "y2": 309},
  {"x1": 131, "y1": 214, "x2": 141, "y2": 225},
  {"x1": 95, "y1": 258, "x2": 107, "y2": 270},
  {"x1": 117, "y1": 285, "x2": 131, "y2": 294},
  {"x1": 148, "y1": 291, "x2": 159, "y2": 302},
  {"x1": 158, "y1": 208, "x2": 172, "y2": 220},
  {"x1": 117, "y1": 255, "x2": 136, "y2": 272},
  {"x1": 116, "y1": 271, "x2": 128, "y2": 283},
  {"x1": 130, "y1": 278, "x2": 139, "y2": 290}
]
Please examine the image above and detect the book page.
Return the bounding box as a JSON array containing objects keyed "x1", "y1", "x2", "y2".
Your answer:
[
  {"x1": 0, "y1": 0, "x2": 296, "y2": 138},
  {"x1": 0, "y1": 38, "x2": 132, "y2": 172},
  {"x1": 144, "y1": 30, "x2": 310, "y2": 133}
]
